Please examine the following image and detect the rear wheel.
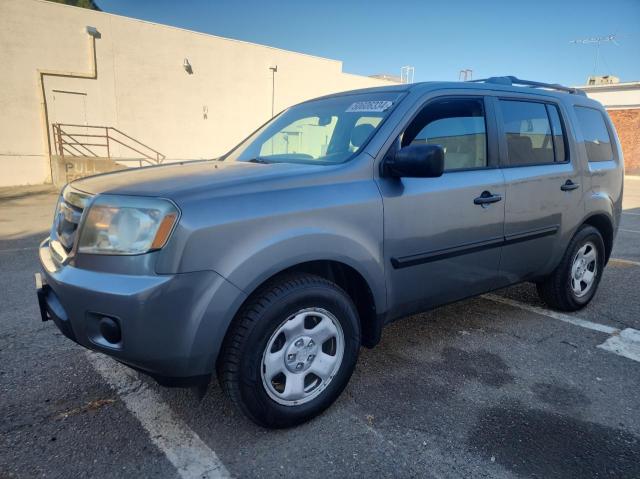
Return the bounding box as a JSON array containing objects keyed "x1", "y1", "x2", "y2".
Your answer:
[
  {"x1": 218, "y1": 273, "x2": 360, "y2": 428},
  {"x1": 536, "y1": 225, "x2": 605, "y2": 311}
]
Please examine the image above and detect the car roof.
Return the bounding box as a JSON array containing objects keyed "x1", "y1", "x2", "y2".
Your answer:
[{"x1": 312, "y1": 79, "x2": 603, "y2": 109}]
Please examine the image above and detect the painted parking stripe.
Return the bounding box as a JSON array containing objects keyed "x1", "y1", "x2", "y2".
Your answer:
[
  {"x1": 620, "y1": 228, "x2": 640, "y2": 234},
  {"x1": 610, "y1": 258, "x2": 640, "y2": 267},
  {"x1": 482, "y1": 294, "x2": 640, "y2": 363},
  {"x1": 598, "y1": 329, "x2": 640, "y2": 362},
  {"x1": 87, "y1": 352, "x2": 231, "y2": 479},
  {"x1": 482, "y1": 294, "x2": 619, "y2": 334}
]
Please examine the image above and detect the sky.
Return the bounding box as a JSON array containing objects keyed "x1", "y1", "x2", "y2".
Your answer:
[{"x1": 96, "y1": 0, "x2": 640, "y2": 86}]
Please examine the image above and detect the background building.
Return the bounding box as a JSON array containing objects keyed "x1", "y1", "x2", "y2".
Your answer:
[
  {"x1": 0, "y1": 0, "x2": 396, "y2": 187},
  {"x1": 579, "y1": 77, "x2": 640, "y2": 174}
]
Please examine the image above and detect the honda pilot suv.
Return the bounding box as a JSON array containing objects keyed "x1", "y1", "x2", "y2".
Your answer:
[{"x1": 37, "y1": 77, "x2": 623, "y2": 428}]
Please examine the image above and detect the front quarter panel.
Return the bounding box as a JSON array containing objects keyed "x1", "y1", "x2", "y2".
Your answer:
[{"x1": 156, "y1": 160, "x2": 387, "y2": 314}]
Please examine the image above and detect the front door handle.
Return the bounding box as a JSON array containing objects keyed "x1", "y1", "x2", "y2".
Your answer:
[
  {"x1": 561, "y1": 179, "x2": 580, "y2": 191},
  {"x1": 474, "y1": 191, "x2": 503, "y2": 205}
]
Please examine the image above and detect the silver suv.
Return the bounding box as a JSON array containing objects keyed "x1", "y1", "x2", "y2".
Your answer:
[{"x1": 37, "y1": 77, "x2": 624, "y2": 428}]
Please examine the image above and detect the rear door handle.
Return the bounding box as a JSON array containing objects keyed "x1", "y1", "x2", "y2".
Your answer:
[
  {"x1": 474, "y1": 191, "x2": 503, "y2": 205},
  {"x1": 561, "y1": 180, "x2": 580, "y2": 191}
]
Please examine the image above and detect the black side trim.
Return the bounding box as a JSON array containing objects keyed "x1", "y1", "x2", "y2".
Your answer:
[
  {"x1": 503, "y1": 225, "x2": 560, "y2": 246},
  {"x1": 391, "y1": 225, "x2": 559, "y2": 269}
]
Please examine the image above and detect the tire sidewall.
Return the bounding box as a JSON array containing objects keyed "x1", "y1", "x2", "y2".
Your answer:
[
  {"x1": 237, "y1": 281, "x2": 360, "y2": 428},
  {"x1": 565, "y1": 227, "x2": 605, "y2": 308}
]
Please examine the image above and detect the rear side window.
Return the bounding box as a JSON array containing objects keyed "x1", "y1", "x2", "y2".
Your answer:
[
  {"x1": 499, "y1": 100, "x2": 562, "y2": 166},
  {"x1": 574, "y1": 106, "x2": 614, "y2": 162}
]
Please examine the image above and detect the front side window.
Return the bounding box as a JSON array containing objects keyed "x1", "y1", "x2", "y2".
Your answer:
[
  {"x1": 225, "y1": 93, "x2": 401, "y2": 165},
  {"x1": 500, "y1": 100, "x2": 558, "y2": 166},
  {"x1": 403, "y1": 97, "x2": 487, "y2": 170},
  {"x1": 574, "y1": 106, "x2": 614, "y2": 162}
]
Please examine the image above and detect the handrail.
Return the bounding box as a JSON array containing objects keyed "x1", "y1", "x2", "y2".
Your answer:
[{"x1": 53, "y1": 123, "x2": 166, "y2": 165}]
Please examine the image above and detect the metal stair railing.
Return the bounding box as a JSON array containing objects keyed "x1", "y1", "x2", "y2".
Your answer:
[{"x1": 52, "y1": 123, "x2": 166, "y2": 167}]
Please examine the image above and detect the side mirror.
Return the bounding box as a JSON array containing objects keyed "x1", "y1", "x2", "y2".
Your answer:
[{"x1": 382, "y1": 144, "x2": 445, "y2": 178}]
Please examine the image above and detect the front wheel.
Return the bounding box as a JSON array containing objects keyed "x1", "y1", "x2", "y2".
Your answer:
[
  {"x1": 218, "y1": 273, "x2": 360, "y2": 428},
  {"x1": 536, "y1": 225, "x2": 605, "y2": 311}
]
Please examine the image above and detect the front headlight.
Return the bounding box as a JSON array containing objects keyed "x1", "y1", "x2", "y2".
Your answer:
[{"x1": 78, "y1": 195, "x2": 179, "y2": 255}]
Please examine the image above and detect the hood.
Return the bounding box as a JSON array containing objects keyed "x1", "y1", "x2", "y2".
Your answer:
[{"x1": 71, "y1": 160, "x2": 322, "y2": 198}]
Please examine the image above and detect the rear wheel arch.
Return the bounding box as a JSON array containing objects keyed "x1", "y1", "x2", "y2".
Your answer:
[{"x1": 581, "y1": 213, "x2": 614, "y2": 263}]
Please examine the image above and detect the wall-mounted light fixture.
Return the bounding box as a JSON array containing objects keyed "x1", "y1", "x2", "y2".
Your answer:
[
  {"x1": 183, "y1": 58, "x2": 193, "y2": 75},
  {"x1": 86, "y1": 26, "x2": 101, "y2": 39}
]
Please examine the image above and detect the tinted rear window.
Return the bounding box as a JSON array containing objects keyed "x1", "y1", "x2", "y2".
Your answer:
[
  {"x1": 574, "y1": 106, "x2": 614, "y2": 162},
  {"x1": 499, "y1": 100, "x2": 557, "y2": 166}
]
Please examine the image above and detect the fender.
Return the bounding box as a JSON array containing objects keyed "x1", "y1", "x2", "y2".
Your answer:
[{"x1": 212, "y1": 228, "x2": 386, "y2": 315}]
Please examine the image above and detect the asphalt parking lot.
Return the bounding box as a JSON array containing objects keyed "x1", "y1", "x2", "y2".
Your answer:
[{"x1": 1, "y1": 179, "x2": 639, "y2": 479}]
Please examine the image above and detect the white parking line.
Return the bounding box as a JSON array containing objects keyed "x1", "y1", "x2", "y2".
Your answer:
[
  {"x1": 87, "y1": 352, "x2": 231, "y2": 479},
  {"x1": 620, "y1": 228, "x2": 640, "y2": 234},
  {"x1": 610, "y1": 258, "x2": 640, "y2": 267},
  {"x1": 482, "y1": 294, "x2": 640, "y2": 363},
  {"x1": 622, "y1": 212, "x2": 640, "y2": 216},
  {"x1": 482, "y1": 294, "x2": 619, "y2": 334}
]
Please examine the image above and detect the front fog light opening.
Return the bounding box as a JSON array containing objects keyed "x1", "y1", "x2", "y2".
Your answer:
[{"x1": 98, "y1": 316, "x2": 122, "y2": 344}]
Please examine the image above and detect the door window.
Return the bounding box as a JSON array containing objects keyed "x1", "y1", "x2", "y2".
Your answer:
[
  {"x1": 499, "y1": 100, "x2": 560, "y2": 165},
  {"x1": 403, "y1": 98, "x2": 487, "y2": 171},
  {"x1": 574, "y1": 106, "x2": 614, "y2": 162}
]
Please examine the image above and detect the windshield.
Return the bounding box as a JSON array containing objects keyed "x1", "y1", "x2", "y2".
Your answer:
[{"x1": 224, "y1": 92, "x2": 402, "y2": 165}]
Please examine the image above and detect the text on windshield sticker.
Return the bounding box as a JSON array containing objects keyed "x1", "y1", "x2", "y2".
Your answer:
[{"x1": 346, "y1": 101, "x2": 393, "y2": 113}]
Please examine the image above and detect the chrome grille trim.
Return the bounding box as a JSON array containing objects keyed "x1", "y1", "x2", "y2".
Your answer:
[{"x1": 51, "y1": 186, "x2": 93, "y2": 259}]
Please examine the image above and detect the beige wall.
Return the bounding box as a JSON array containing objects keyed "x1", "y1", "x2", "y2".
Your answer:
[
  {"x1": 0, "y1": 0, "x2": 396, "y2": 187},
  {"x1": 579, "y1": 82, "x2": 640, "y2": 110}
]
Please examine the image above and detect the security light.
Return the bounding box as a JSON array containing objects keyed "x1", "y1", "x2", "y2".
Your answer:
[
  {"x1": 183, "y1": 58, "x2": 193, "y2": 74},
  {"x1": 86, "y1": 26, "x2": 101, "y2": 39}
]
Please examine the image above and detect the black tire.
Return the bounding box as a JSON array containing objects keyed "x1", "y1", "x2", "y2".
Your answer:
[
  {"x1": 218, "y1": 273, "x2": 361, "y2": 428},
  {"x1": 536, "y1": 225, "x2": 605, "y2": 311}
]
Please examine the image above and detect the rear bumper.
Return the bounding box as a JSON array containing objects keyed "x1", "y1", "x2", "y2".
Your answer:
[{"x1": 37, "y1": 239, "x2": 246, "y2": 384}]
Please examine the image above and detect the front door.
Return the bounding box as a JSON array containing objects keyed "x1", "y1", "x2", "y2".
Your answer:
[{"x1": 377, "y1": 95, "x2": 506, "y2": 319}]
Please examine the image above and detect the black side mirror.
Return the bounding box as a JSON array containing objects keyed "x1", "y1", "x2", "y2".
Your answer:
[{"x1": 382, "y1": 144, "x2": 445, "y2": 178}]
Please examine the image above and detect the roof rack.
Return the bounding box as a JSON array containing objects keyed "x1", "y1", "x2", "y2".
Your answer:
[{"x1": 469, "y1": 76, "x2": 586, "y2": 96}]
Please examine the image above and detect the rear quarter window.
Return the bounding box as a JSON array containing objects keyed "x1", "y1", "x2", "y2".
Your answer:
[{"x1": 573, "y1": 106, "x2": 614, "y2": 162}]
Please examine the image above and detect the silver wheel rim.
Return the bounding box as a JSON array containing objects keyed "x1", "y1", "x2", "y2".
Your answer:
[
  {"x1": 570, "y1": 241, "x2": 598, "y2": 298},
  {"x1": 261, "y1": 307, "x2": 344, "y2": 406}
]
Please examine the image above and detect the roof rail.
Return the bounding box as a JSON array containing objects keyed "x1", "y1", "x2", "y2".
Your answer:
[{"x1": 469, "y1": 76, "x2": 586, "y2": 96}]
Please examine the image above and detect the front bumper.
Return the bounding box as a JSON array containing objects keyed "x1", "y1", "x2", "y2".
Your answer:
[{"x1": 37, "y1": 239, "x2": 246, "y2": 385}]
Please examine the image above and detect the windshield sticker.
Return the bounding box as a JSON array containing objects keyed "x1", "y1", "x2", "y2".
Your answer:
[{"x1": 346, "y1": 100, "x2": 393, "y2": 113}]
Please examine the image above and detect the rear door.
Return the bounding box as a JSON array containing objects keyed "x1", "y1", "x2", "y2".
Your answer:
[
  {"x1": 495, "y1": 96, "x2": 584, "y2": 283},
  {"x1": 377, "y1": 94, "x2": 506, "y2": 319}
]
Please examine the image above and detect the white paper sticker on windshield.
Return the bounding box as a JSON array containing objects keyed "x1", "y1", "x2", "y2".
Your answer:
[{"x1": 346, "y1": 100, "x2": 393, "y2": 113}]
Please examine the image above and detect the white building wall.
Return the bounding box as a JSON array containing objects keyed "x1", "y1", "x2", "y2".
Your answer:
[{"x1": 0, "y1": 0, "x2": 397, "y2": 187}]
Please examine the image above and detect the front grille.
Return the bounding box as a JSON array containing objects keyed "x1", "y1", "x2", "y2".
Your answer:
[
  {"x1": 51, "y1": 187, "x2": 93, "y2": 255},
  {"x1": 55, "y1": 200, "x2": 83, "y2": 251}
]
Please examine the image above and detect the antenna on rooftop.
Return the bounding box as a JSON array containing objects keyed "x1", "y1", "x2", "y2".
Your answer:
[
  {"x1": 570, "y1": 34, "x2": 620, "y2": 75},
  {"x1": 400, "y1": 66, "x2": 415, "y2": 84}
]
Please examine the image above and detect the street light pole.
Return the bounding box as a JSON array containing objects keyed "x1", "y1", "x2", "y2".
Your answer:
[{"x1": 269, "y1": 66, "x2": 278, "y2": 117}]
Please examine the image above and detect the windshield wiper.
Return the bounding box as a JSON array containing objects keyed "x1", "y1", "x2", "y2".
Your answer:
[{"x1": 246, "y1": 157, "x2": 273, "y2": 164}]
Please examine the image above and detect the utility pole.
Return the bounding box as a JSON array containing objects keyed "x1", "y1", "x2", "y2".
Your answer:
[
  {"x1": 570, "y1": 34, "x2": 619, "y2": 75},
  {"x1": 269, "y1": 66, "x2": 278, "y2": 117}
]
